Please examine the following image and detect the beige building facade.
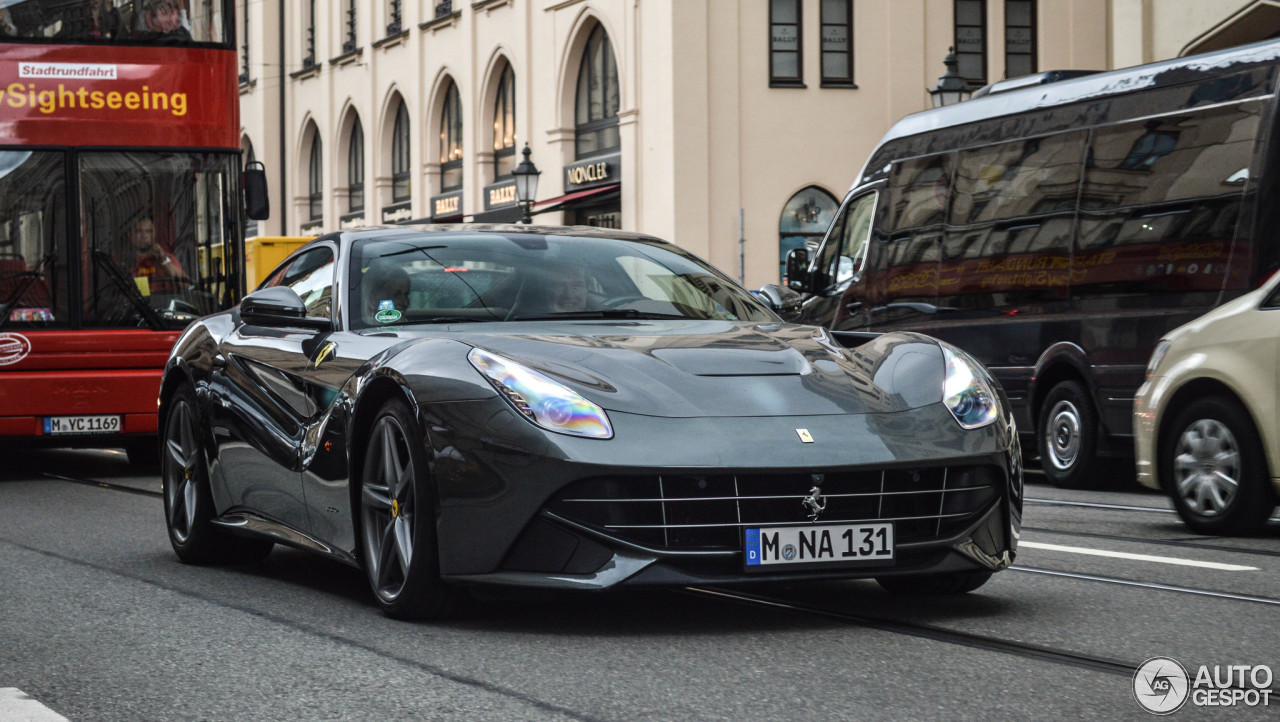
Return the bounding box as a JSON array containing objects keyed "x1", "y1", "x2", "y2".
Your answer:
[{"x1": 237, "y1": 0, "x2": 1280, "y2": 289}]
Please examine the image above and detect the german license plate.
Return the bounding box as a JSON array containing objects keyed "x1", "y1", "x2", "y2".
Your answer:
[
  {"x1": 744, "y1": 522, "x2": 894, "y2": 569},
  {"x1": 44, "y1": 415, "x2": 122, "y2": 435}
]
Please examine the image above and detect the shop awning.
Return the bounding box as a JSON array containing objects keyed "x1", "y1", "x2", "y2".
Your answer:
[{"x1": 532, "y1": 184, "x2": 620, "y2": 215}]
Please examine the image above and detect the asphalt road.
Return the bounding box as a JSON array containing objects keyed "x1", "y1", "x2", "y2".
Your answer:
[{"x1": 1, "y1": 449, "x2": 1277, "y2": 720}]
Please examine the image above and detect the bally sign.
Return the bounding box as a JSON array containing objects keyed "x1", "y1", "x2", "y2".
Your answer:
[
  {"x1": 563, "y1": 153, "x2": 620, "y2": 191},
  {"x1": 484, "y1": 179, "x2": 518, "y2": 210},
  {"x1": 431, "y1": 190, "x2": 464, "y2": 220}
]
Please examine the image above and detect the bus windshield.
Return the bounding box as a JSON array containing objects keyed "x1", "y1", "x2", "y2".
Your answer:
[
  {"x1": 0, "y1": 0, "x2": 228, "y2": 46},
  {"x1": 0, "y1": 149, "x2": 239, "y2": 330}
]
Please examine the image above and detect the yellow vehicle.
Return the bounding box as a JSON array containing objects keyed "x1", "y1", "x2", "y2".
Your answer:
[{"x1": 244, "y1": 236, "x2": 314, "y2": 289}]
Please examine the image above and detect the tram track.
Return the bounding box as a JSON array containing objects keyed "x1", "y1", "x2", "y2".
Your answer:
[{"x1": 684, "y1": 585, "x2": 1280, "y2": 693}]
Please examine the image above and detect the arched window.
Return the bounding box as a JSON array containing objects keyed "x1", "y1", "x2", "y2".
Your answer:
[
  {"x1": 574, "y1": 25, "x2": 619, "y2": 159},
  {"x1": 493, "y1": 63, "x2": 516, "y2": 179},
  {"x1": 348, "y1": 117, "x2": 365, "y2": 212},
  {"x1": 439, "y1": 81, "x2": 463, "y2": 191},
  {"x1": 308, "y1": 134, "x2": 323, "y2": 221},
  {"x1": 778, "y1": 186, "x2": 838, "y2": 281},
  {"x1": 391, "y1": 103, "x2": 410, "y2": 202}
]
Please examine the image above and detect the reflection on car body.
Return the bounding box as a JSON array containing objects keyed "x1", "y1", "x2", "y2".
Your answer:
[{"x1": 158, "y1": 225, "x2": 1022, "y2": 619}]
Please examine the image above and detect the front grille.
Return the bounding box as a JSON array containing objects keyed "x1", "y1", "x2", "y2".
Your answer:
[{"x1": 547, "y1": 465, "x2": 1002, "y2": 551}]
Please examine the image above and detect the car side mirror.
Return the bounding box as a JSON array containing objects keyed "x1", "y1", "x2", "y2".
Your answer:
[
  {"x1": 756, "y1": 283, "x2": 804, "y2": 321},
  {"x1": 244, "y1": 161, "x2": 270, "y2": 221},
  {"x1": 785, "y1": 247, "x2": 810, "y2": 293},
  {"x1": 241, "y1": 286, "x2": 330, "y2": 331}
]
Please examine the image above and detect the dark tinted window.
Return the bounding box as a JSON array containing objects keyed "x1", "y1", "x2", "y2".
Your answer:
[
  {"x1": 885, "y1": 154, "x2": 954, "y2": 232},
  {"x1": 1081, "y1": 102, "x2": 1260, "y2": 211},
  {"x1": 769, "y1": 0, "x2": 802, "y2": 86},
  {"x1": 1074, "y1": 101, "x2": 1261, "y2": 298},
  {"x1": 951, "y1": 132, "x2": 1085, "y2": 224}
]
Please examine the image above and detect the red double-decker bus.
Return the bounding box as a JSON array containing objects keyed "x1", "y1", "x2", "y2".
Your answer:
[{"x1": 0, "y1": 0, "x2": 255, "y2": 464}]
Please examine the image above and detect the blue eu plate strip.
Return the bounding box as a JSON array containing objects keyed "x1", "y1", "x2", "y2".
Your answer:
[{"x1": 744, "y1": 528, "x2": 760, "y2": 566}]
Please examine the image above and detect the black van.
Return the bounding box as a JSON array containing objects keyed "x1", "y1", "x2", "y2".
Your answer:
[{"x1": 772, "y1": 39, "x2": 1280, "y2": 488}]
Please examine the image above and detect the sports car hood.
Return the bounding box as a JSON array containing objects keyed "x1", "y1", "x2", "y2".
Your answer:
[{"x1": 458, "y1": 321, "x2": 946, "y2": 418}]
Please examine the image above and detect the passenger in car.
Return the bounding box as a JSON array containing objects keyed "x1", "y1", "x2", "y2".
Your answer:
[{"x1": 362, "y1": 261, "x2": 412, "y2": 321}]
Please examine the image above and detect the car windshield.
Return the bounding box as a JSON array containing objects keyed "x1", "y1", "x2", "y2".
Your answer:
[{"x1": 348, "y1": 231, "x2": 774, "y2": 329}]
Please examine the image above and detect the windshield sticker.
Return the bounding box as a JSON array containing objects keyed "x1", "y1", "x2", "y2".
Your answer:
[
  {"x1": 375, "y1": 309, "x2": 402, "y2": 323},
  {"x1": 378, "y1": 299, "x2": 395, "y2": 311},
  {"x1": 0, "y1": 332, "x2": 33, "y2": 366}
]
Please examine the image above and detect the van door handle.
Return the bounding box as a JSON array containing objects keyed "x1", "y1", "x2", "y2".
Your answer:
[
  {"x1": 844, "y1": 301, "x2": 863, "y2": 312},
  {"x1": 212, "y1": 354, "x2": 226, "y2": 370}
]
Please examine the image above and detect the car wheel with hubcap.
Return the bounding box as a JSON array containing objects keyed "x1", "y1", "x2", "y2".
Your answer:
[
  {"x1": 1162, "y1": 396, "x2": 1276, "y2": 535},
  {"x1": 876, "y1": 571, "x2": 992, "y2": 595},
  {"x1": 359, "y1": 398, "x2": 459, "y2": 620},
  {"x1": 163, "y1": 384, "x2": 273, "y2": 564},
  {"x1": 1037, "y1": 380, "x2": 1102, "y2": 489}
]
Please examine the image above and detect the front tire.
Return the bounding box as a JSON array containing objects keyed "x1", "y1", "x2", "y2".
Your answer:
[
  {"x1": 1037, "y1": 380, "x2": 1102, "y2": 489},
  {"x1": 1162, "y1": 396, "x2": 1276, "y2": 536},
  {"x1": 162, "y1": 385, "x2": 273, "y2": 564},
  {"x1": 876, "y1": 571, "x2": 993, "y2": 595},
  {"x1": 358, "y1": 398, "x2": 459, "y2": 620}
]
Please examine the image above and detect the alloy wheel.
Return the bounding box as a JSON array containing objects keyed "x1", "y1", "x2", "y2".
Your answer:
[
  {"x1": 163, "y1": 399, "x2": 200, "y2": 543},
  {"x1": 1173, "y1": 418, "x2": 1241, "y2": 517},
  {"x1": 361, "y1": 414, "x2": 417, "y2": 602}
]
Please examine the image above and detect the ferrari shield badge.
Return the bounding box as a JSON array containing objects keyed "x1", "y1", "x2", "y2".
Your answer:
[{"x1": 796, "y1": 429, "x2": 814, "y2": 443}]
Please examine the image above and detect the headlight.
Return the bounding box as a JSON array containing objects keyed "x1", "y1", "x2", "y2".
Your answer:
[
  {"x1": 942, "y1": 346, "x2": 999, "y2": 429},
  {"x1": 467, "y1": 348, "x2": 613, "y2": 439},
  {"x1": 1146, "y1": 340, "x2": 1170, "y2": 379}
]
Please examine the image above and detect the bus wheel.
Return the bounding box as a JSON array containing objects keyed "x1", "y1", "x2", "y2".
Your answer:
[
  {"x1": 1037, "y1": 380, "x2": 1101, "y2": 488},
  {"x1": 1162, "y1": 396, "x2": 1276, "y2": 536}
]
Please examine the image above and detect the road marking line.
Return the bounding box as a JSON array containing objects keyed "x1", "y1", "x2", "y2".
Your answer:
[
  {"x1": 1019, "y1": 541, "x2": 1258, "y2": 571},
  {"x1": 0, "y1": 688, "x2": 69, "y2": 722}
]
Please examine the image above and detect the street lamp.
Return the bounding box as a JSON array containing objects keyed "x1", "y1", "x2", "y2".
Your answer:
[
  {"x1": 512, "y1": 144, "x2": 541, "y2": 224},
  {"x1": 929, "y1": 47, "x2": 971, "y2": 108}
]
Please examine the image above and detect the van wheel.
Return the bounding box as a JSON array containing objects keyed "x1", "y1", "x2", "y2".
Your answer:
[
  {"x1": 1162, "y1": 396, "x2": 1276, "y2": 536},
  {"x1": 1037, "y1": 380, "x2": 1102, "y2": 489}
]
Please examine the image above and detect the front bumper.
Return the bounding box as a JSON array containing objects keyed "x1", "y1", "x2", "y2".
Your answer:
[{"x1": 426, "y1": 399, "x2": 1021, "y2": 587}]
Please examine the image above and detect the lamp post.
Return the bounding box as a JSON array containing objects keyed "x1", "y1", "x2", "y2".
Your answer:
[
  {"x1": 512, "y1": 144, "x2": 541, "y2": 224},
  {"x1": 929, "y1": 47, "x2": 971, "y2": 108}
]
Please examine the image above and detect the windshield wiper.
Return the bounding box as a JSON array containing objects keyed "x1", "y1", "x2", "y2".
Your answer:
[
  {"x1": 92, "y1": 251, "x2": 164, "y2": 330},
  {"x1": 0, "y1": 252, "x2": 57, "y2": 332},
  {"x1": 509, "y1": 309, "x2": 690, "y2": 321}
]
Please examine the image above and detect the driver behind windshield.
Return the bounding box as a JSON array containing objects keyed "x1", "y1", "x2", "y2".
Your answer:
[{"x1": 128, "y1": 212, "x2": 188, "y2": 293}]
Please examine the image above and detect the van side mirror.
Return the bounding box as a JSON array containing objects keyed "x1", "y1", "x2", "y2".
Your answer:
[
  {"x1": 244, "y1": 161, "x2": 271, "y2": 221},
  {"x1": 785, "y1": 247, "x2": 810, "y2": 293}
]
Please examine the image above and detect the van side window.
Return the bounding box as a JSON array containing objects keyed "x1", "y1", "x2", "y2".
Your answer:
[
  {"x1": 940, "y1": 132, "x2": 1086, "y2": 312},
  {"x1": 1076, "y1": 100, "x2": 1261, "y2": 296},
  {"x1": 817, "y1": 192, "x2": 876, "y2": 292},
  {"x1": 886, "y1": 154, "x2": 954, "y2": 232},
  {"x1": 951, "y1": 132, "x2": 1085, "y2": 225}
]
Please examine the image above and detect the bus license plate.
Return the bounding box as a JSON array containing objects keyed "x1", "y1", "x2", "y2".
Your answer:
[
  {"x1": 744, "y1": 522, "x2": 893, "y2": 569},
  {"x1": 44, "y1": 415, "x2": 122, "y2": 435}
]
